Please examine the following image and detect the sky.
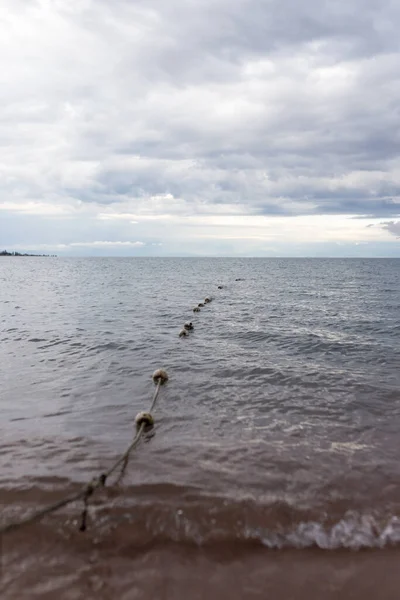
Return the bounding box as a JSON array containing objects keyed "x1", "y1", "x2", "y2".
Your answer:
[{"x1": 0, "y1": 0, "x2": 400, "y2": 257}]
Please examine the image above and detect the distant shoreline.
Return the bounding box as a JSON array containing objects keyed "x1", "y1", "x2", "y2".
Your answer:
[{"x1": 0, "y1": 250, "x2": 57, "y2": 257}]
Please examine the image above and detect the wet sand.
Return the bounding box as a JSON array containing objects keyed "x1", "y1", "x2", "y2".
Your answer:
[{"x1": 2, "y1": 528, "x2": 400, "y2": 600}]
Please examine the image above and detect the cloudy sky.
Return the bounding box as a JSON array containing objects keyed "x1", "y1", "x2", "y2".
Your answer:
[{"x1": 1, "y1": 0, "x2": 400, "y2": 256}]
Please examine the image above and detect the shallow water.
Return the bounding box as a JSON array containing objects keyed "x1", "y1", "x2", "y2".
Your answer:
[{"x1": 1, "y1": 257, "x2": 400, "y2": 598}]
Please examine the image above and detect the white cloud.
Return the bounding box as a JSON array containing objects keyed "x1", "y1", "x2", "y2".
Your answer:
[
  {"x1": 377, "y1": 220, "x2": 400, "y2": 238},
  {"x1": 0, "y1": 201, "x2": 80, "y2": 216},
  {"x1": 0, "y1": 0, "x2": 399, "y2": 255},
  {"x1": 69, "y1": 241, "x2": 144, "y2": 247}
]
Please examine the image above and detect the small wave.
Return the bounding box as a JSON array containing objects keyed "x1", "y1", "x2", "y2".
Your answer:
[
  {"x1": 94, "y1": 506, "x2": 400, "y2": 551},
  {"x1": 87, "y1": 342, "x2": 128, "y2": 353},
  {"x1": 5, "y1": 487, "x2": 400, "y2": 551},
  {"x1": 255, "y1": 514, "x2": 400, "y2": 550},
  {"x1": 40, "y1": 338, "x2": 71, "y2": 349}
]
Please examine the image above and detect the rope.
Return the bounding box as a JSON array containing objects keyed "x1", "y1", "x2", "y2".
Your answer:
[
  {"x1": 0, "y1": 489, "x2": 87, "y2": 535},
  {"x1": 1, "y1": 283, "x2": 222, "y2": 536},
  {"x1": 103, "y1": 380, "x2": 162, "y2": 482},
  {"x1": 0, "y1": 369, "x2": 168, "y2": 536}
]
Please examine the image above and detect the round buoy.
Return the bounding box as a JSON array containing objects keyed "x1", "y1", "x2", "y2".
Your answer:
[
  {"x1": 179, "y1": 328, "x2": 188, "y2": 337},
  {"x1": 184, "y1": 321, "x2": 193, "y2": 330},
  {"x1": 135, "y1": 411, "x2": 154, "y2": 429},
  {"x1": 152, "y1": 368, "x2": 169, "y2": 384},
  {"x1": 193, "y1": 306, "x2": 200, "y2": 312}
]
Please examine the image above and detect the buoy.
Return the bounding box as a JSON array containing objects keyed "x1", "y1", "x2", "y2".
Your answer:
[
  {"x1": 193, "y1": 306, "x2": 200, "y2": 312},
  {"x1": 184, "y1": 321, "x2": 193, "y2": 330},
  {"x1": 135, "y1": 411, "x2": 154, "y2": 429},
  {"x1": 204, "y1": 297, "x2": 211, "y2": 303},
  {"x1": 218, "y1": 285, "x2": 223, "y2": 289},
  {"x1": 152, "y1": 368, "x2": 169, "y2": 384},
  {"x1": 179, "y1": 328, "x2": 188, "y2": 337},
  {"x1": 198, "y1": 303, "x2": 204, "y2": 307}
]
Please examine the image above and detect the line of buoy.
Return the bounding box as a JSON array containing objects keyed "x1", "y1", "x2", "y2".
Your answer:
[
  {"x1": 180, "y1": 290, "x2": 217, "y2": 338},
  {"x1": 1, "y1": 283, "x2": 226, "y2": 536}
]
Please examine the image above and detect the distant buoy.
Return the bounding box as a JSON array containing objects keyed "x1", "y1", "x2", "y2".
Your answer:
[
  {"x1": 193, "y1": 306, "x2": 200, "y2": 312},
  {"x1": 198, "y1": 303, "x2": 204, "y2": 307},
  {"x1": 184, "y1": 321, "x2": 193, "y2": 330},
  {"x1": 152, "y1": 368, "x2": 169, "y2": 384},
  {"x1": 218, "y1": 285, "x2": 223, "y2": 289},
  {"x1": 179, "y1": 329, "x2": 188, "y2": 337},
  {"x1": 204, "y1": 297, "x2": 211, "y2": 304}
]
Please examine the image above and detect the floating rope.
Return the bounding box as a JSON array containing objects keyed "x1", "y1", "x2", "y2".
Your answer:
[
  {"x1": 2, "y1": 283, "x2": 223, "y2": 536},
  {"x1": 0, "y1": 368, "x2": 169, "y2": 536}
]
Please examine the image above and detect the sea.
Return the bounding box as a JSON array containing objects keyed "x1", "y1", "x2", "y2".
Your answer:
[{"x1": 1, "y1": 257, "x2": 400, "y2": 599}]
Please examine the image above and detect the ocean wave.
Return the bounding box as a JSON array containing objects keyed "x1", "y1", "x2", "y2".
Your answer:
[
  {"x1": 88, "y1": 501, "x2": 400, "y2": 550},
  {"x1": 56, "y1": 505, "x2": 400, "y2": 551},
  {"x1": 4, "y1": 487, "x2": 400, "y2": 551}
]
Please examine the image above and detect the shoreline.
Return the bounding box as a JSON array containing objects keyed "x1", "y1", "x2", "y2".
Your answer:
[{"x1": 0, "y1": 251, "x2": 57, "y2": 257}]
